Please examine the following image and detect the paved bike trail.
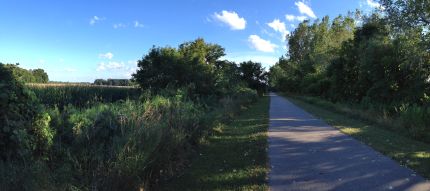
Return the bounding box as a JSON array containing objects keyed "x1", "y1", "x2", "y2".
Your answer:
[{"x1": 268, "y1": 93, "x2": 430, "y2": 191}]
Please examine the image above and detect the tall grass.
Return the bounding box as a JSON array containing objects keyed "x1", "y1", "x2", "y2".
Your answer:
[
  {"x1": 28, "y1": 83, "x2": 141, "y2": 108},
  {"x1": 1, "y1": 88, "x2": 259, "y2": 190},
  {"x1": 291, "y1": 95, "x2": 430, "y2": 142}
]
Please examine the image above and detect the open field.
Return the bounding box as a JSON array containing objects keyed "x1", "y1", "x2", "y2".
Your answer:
[
  {"x1": 27, "y1": 83, "x2": 137, "y2": 88},
  {"x1": 27, "y1": 83, "x2": 141, "y2": 108}
]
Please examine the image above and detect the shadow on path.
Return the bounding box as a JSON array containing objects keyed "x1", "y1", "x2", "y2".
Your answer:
[{"x1": 268, "y1": 93, "x2": 430, "y2": 191}]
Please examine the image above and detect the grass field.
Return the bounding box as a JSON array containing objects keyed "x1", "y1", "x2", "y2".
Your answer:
[
  {"x1": 287, "y1": 96, "x2": 430, "y2": 179},
  {"x1": 27, "y1": 83, "x2": 141, "y2": 108},
  {"x1": 159, "y1": 96, "x2": 270, "y2": 191}
]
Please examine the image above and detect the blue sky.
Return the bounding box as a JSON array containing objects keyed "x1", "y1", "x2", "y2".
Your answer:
[{"x1": 0, "y1": 0, "x2": 380, "y2": 82}]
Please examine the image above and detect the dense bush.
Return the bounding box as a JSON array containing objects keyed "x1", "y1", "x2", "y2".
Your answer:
[
  {"x1": 398, "y1": 105, "x2": 430, "y2": 139},
  {"x1": 0, "y1": 64, "x2": 54, "y2": 161},
  {"x1": 0, "y1": 63, "x2": 56, "y2": 190}
]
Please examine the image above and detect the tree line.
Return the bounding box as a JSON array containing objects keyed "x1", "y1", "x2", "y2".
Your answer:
[
  {"x1": 3, "y1": 63, "x2": 49, "y2": 83},
  {"x1": 93, "y1": 79, "x2": 134, "y2": 86},
  {"x1": 269, "y1": 1, "x2": 430, "y2": 107},
  {"x1": 133, "y1": 38, "x2": 268, "y2": 97}
]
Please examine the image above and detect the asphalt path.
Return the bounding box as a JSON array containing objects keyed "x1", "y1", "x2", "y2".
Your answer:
[{"x1": 268, "y1": 93, "x2": 430, "y2": 191}]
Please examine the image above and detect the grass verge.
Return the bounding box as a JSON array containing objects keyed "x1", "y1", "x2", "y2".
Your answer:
[
  {"x1": 286, "y1": 95, "x2": 430, "y2": 179},
  {"x1": 158, "y1": 96, "x2": 270, "y2": 191}
]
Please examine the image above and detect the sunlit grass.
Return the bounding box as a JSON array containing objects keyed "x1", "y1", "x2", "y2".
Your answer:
[
  {"x1": 158, "y1": 96, "x2": 270, "y2": 190},
  {"x1": 287, "y1": 96, "x2": 430, "y2": 179}
]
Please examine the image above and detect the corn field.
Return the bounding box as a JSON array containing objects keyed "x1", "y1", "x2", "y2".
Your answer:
[{"x1": 27, "y1": 83, "x2": 141, "y2": 108}]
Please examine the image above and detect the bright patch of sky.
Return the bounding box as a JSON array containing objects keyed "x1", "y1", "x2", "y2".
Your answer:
[{"x1": 0, "y1": 0, "x2": 379, "y2": 82}]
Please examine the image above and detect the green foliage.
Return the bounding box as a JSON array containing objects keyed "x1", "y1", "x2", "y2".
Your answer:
[
  {"x1": 133, "y1": 38, "x2": 267, "y2": 97},
  {"x1": 1, "y1": 37, "x2": 263, "y2": 190},
  {"x1": 213, "y1": 60, "x2": 244, "y2": 96},
  {"x1": 28, "y1": 84, "x2": 141, "y2": 108},
  {"x1": 270, "y1": 10, "x2": 430, "y2": 144},
  {"x1": 0, "y1": 63, "x2": 53, "y2": 161},
  {"x1": 31, "y1": 69, "x2": 49, "y2": 83},
  {"x1": 3, "y1": 64, "x2": 48, "y2": 83},
  {"x1": 31, "y1": 112, "x2": 54, "y2": 158},
  {"x1": 133, "y1": 38, "x2": 224, "y2": 96},
  {"x1": 0, "y1": 63, "x2": 56, "y2": 190},
  {"x1": 159, "y1": 96, "x2": 269, "y2": 190},
  {"x1": 272, "y1": 14, "x2": 356, "y2": 95},
  {"x1": 398, "y1": 105, "x2": 430, "y2": 139},
  {"x1": 381, "y1": 0, "x2": 430, "y2": 31},
  {"x1": 270, "y1": 11, "x2": 430, "y2": 106},
  {"x1": 93, "y1": 78, "x2": 133, "y2": 86},
  {"x1": 1, "y1": 83, "x2": 258, "y2": 190},
  {"x1": 239, "y1": 61, "x2": 268, "y2": 95}
]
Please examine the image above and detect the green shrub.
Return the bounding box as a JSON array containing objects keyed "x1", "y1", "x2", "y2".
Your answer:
[
  {"x1": 31, "y1": 112, "x2": 54, "y2": 159},
  {"x1": 399, "y1": 105, "x2": 430, "y2": 139},
  {"x1": 40, "y1": 96, "x2": 207, "y2": 190},
  {"x1": 0, "y1": 63, "x2": 54, "y2": 161},
  {"x1": 0, "y1": 63, "x2": 57, "y2": 190}
]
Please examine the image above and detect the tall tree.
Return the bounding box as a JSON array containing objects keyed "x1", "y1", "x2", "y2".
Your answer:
[
  {"x1": 133, "y1": 38, "x2": 226, "y2": 96},
  {"x1": 381, "y1": 0, "x2": 430, "y2": 29},
  {"x1": 31, "y1": 69, "x2": 49, "y2": 83},
  {"x1": 239, "y1": 61, "x2": 267, "y2": 94}
]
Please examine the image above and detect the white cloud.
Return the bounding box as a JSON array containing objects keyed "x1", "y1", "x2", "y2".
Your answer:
[
  {"x1": 285, "y1": 14, "x2": 296, "y2": 21},
  {"x1": 248, "y1": 35, "x2": 278, "y2": 52},
  {"x1": 125, "y1": 60, "x2": 138, "y2": 78},
  {"x1": 39, "y1": 59, "x2": 45, "y2": 64},
  {"x1": 213, "y1": 10, "x2": 246, "y2": 30},
  {"x1": 296, "y1": 16, "x2": 308, "y2": 21},
  {"x1": 295, "y1": 1, "x2": 317, "y2": 19},
  {"x1": 90, "y1": 16, "x2": 103, "y2": 25},
  {"x1": 267, "y1": 19, "x2": 289, "y2": 40},
  {"x1": 225, "y1": 54, "x2": 278, "y2": 69},
  {"x1": 134, "y1": 21, "x2": 144, "y2": 28},
  {"x1": 285, "y1": 14, "x2": 308, "y2": 22},
  {"x1": 96, "y1": 61, "x2": 125, "y2": 71},
  {"x1": 113, "y1": 23, "x2": 126, "y2": 29},
  {"x1": 366, "y1": 0, "x2": 384, "y2": 9},
  {"x1": 95, "y1": 60, "x2": 137, "y2": 78},
  {"x1": 99, "y1": 52, "x2": 114, "y2": 59}
]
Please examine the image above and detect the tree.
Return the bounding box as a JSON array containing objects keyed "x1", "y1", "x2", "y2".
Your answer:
[
  {"x1": 239, "y1": 61, "x2": 268, "y2": 95},
  {"x1": 133, "y1": 38, "x2": 225, "y2": 96},
  {"x1": 281, "y1": 15, "x2": 356, "y2": 94},
  {"x1": 381, "y1": 0, "x2": 430, "y2": 29},
  {"x1": 3, "y1": 64, "x2": 49, "y2": 83},
  {"x1": 32, "y1": 69, "x2": 49, "y2": 83},
  {"x1": 133, "y1": 47, "x2": 181, "y2": 91},
  {"x1": 94, "y1": 79, "x2": 107, "y2": 85},
  {"x1": 213, "y1": 60, "x2": 243, "y2": 96}
]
